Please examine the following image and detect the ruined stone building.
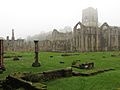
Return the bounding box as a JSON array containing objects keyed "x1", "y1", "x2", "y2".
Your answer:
[
  {"x1": 73, "y1": 7, "x2": 120, "y2": 51},
  {"x1": 4, "y1": 7, "x2": 120, "y2": 52},
  {"x1": 73, "y1": 22, "x2": 120, "y2": 52},
  {"x1": 39, "y1": 29, "x2": 72, "y2": 51},
  {"x1": 39, "y1": 7, "x2": 120, "y2": 52},
  {"x1": 4, "y1": 29, "x2": 25, "y2": 51}
]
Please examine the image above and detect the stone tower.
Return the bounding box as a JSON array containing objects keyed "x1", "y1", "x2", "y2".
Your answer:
[
  {"x1": 12, "y1": 29, "x2": 15, "y2": 40},
  {"x1": 82, "y1": 7, "x2": 98, "y2": 27},
  {"x1": 11, "y1": 29, "x2": 15, "y2": 51}
]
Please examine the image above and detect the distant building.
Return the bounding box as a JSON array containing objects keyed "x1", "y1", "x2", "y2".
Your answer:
[
  {"x1": 82, "y1": 7, "x2": 98, "y2": 27},
  {"x1": 39, "y1": 7, "x2": 120, "y2": 52},
  {"x1": 73, "y1": 22, "x2": 120, "y2": 52},
  {"x1": 4, "y1": 29, "x2": 25, "y2": 51},
  {"x1": 39, "y1": 29, "x2": 72, "y2": 51},
  {"x1": 73, "y1": 7, "x2": 120, "y2": 51}
]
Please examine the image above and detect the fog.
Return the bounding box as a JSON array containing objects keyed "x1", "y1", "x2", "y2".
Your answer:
[{"x1": 0, "y1": 0, "x2": 120, "y2": 39}]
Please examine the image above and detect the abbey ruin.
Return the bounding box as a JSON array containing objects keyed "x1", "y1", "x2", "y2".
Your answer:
[
  {"x1": 4, "y1": 29, "x2": 25, "y2": 51},
  {"x1": 3, "y1": 7, "x2": 120, "y2": 52},
  {"x1": 39, "y1": 7, "x2": 120, "y2": 52}
]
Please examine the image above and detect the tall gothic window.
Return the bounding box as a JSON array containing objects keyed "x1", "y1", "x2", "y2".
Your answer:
[{"x1": 76, "y1": 24, "x2": 81, "y2": 29}]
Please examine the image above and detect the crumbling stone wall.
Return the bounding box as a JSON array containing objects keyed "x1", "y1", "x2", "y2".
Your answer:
[
  {"x1": 2, "y1": 68, "x2": 72, "y2": 90},
  {"x1": 3, "y1": 75, "x2": 46, "y2": 90},
  {"x1": 23, "y1": 67, "x2": 72, "y2": 82},
  {"x1": 73, "y1": 22, "x2": 120, "y2": 52},
  {"x1": 4, "y1": 39, "x2": 25, "y2": 52},
  {"x1": 37, "y1": 22, "x2": 120, "y2": 52}
]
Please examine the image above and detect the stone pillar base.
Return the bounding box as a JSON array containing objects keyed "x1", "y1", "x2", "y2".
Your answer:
[
  {"x1": 32, "y1": 62, "x2": 41, "y2": 67},
  {"x1": 0, "y1": 66, "x2": 5, "y2": 74}
]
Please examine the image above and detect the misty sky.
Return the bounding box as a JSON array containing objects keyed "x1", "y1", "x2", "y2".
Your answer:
[{"x1": 0, "y1": 0, "x2": 120, "y2": 39}]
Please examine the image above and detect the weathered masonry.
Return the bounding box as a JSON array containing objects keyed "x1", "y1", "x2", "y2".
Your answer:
[
  {"x1": 39, "y1": 7, "x2": 120, "y2": 52},
  {"x1": 73, "y1": 22, "x2": 120, "y2": 52},
  {"x1": 0, "y1": 37, "x2": 5, "y2": 72},
  {"x1": 4, "y1": 29, "x2": 25, "y2": 51}
]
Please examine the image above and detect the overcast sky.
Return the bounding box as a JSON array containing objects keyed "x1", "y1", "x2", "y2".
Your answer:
[{"x1": 0, "y1": 0, "x2": 120, "y2": 39}]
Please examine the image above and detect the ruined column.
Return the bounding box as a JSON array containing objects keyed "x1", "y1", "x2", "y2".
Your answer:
[
  {"x1": 75, "y1": 36, "x2": 78, "y2": 51},
  {"x1": 108, "y1": 29, "x2": 111, "y2": 51},
  {"x1": 11, "y1": 29, "x2": 15, "y2": 51},
  {"x1": 91, "y1": 35, "x2": 94, "y2": 51},
  {"x1": 0, "y1": 38, "x2": 5, "y2": 72},
  {"x1": 96, "y1": 29, "x2": 99, "y2": 51},
  {"x1": 115, "y1": 30, "x2": 119, "y2": 50},
  {"x1": 70, "y1": 38, "x2": 73, "y2": 51},
  {"x1": 85, "y1": 35, "x2": 88, "y2": 51},
  {"x1": 81, "y1": 29, "x2": 84, "y2": 52},
  {"x1": 79, "y1": 35, "x2": 81, "y2": 51},
  {"x1": 32, "y1": 40, "x2": 40, "y2": 67}
]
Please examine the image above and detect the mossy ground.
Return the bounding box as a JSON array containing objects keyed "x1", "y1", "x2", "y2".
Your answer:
[{"x1": 1, "y1": 51, "x2": 120, "y2": 90}]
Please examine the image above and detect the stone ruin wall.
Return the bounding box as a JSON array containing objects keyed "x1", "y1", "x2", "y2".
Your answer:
[
  {"x1": 4, "y1": 39, "x2": 26, "y2": 52},
  {"x1": 38, "y1": 22, "x2": 120, "y2": 52},
  {"x1": 3, "y1": 7, "x2": 120, "y2": 52},
  {"x1": 73, "y1": 22, "x2": 120, "y2": 52},
  {"x1": 2, "y1": 68, "x2": 72, "y2": 89},
  {"x1": 3, "y1": 22, "x2": 120, "y2": 52},
  {"x1": 38, "y1": 29, "x2": 73, "y2": 52}
]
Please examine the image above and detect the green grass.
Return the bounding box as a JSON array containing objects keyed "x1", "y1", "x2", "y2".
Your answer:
[{"x1": 1, "y1": 51, "x2": 120, "y2": 90}]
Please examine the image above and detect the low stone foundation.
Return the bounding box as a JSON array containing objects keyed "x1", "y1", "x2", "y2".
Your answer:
[
  {"x1": 0, "y1": 67, "x2": 114, "y2": 90},
  {"x1": 2, "y1": 67, "x2": 72, "y2": 90},
  {"x1": 72, "y1": 61, "x2": 94, "y2": 69},
  {"x1": 72, "y1": 68, "x2": 115, "y2": 76},
  {"x1": 61, "y1": 53, "x2": 80, "y2": 56},
  {"x1": 4, "y1": 55, "x2": 22, "y2": 58},
  {"x1": 23, "y1": 67, "x2": 72, "y2": 82},
  {"x1": 3, "y1": 75, "x2": 46, "y2": 90}
]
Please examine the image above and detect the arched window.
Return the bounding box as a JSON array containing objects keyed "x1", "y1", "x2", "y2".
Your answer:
[{"x1": 76, "y1": 24, "x2": 81, "y2": 29}]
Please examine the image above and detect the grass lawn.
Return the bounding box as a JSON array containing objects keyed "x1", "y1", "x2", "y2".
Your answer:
[{"x1": 0, "y1": 51, "x2": 120, "y2": 90}]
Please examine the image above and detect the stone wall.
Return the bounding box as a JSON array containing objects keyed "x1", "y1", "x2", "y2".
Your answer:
[
  {"x1": 73, "y1": 22, "x2": 120, "y2": 52},
  {"x1": 23, "y1": 67, "x2": 72, "y2": 82},
  {"x1": 2, "y1": 67, "x2": 72, "y2": 90},
  {"x1": 3, "y1": 75, "x2": 46, "y2": 90},
  {"x1": 34, "y1": 22, "x2": 120, "y2": 52},
  {"x1": 4, "y1": 39, "x2": 25, "y2": 52}
]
